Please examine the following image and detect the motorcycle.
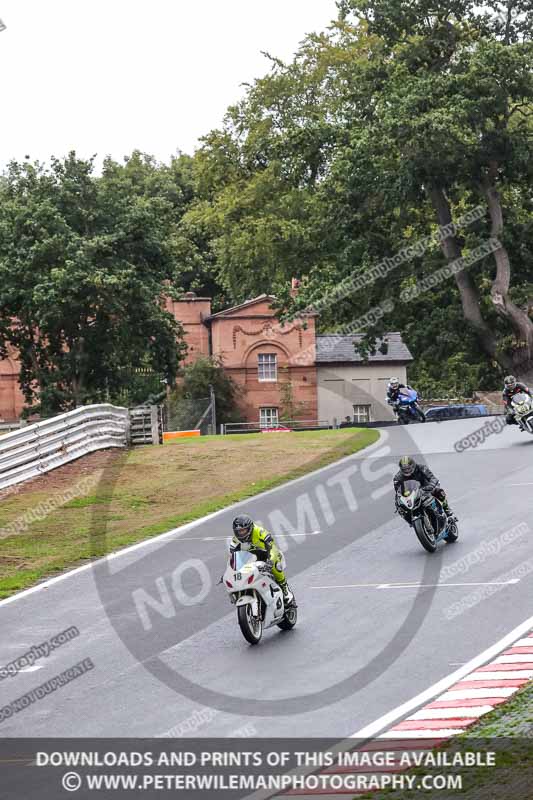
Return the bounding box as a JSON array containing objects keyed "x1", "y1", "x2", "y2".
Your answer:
[
  {"x1": 222, "y1": 551, "x2": 297, "y2": 645},
  {"x1": 396, "y1": 479, "x2": 459, "y2": 553},
  {"x1": 511, "y1": 392, "x2": 533, "y2": 434},
  {"x1": 395, "y1": 388, "x2": 426, "y2": 424}
]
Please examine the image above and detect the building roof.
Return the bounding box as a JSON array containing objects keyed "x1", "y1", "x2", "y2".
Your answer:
[
  {"x1": 316, "y1": 332, "x2": 413, "y2": 364},
  {"x1": 206, "y1": 295, "x2": 274, "y2": 319},
  {"x1": 207, "y1": 294, "x2": 318, "y2": 321}
]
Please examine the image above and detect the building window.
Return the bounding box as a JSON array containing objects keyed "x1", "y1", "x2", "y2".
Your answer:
[
  {"x1": 352, "y1": 404, "x2": 371, "y2": 423},
  {"x1": 260, "y1": 407, "x2": 279, "y2": 428},
  {"x1": 258, "y1": 353, "x2": 277, "y2": 382}
]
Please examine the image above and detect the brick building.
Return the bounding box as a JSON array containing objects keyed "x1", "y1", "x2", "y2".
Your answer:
[
  {"x1": 205, "y1": 294, "x2": 317, "y2": 426},
  {"x1": 0, "y1": 290, "x2": 411, "y2": 425},
  {"x1": 0, "y1": 292, "x2": 317, "y2": 426},
  {"x1": 165, "y1": 291, "x2": 317, "y2": 426},
  {"x1": 0, "y1": 347, "x2": 24, "y2": 422}
]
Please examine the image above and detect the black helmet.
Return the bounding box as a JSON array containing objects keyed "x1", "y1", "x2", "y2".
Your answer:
[
  {"x1": 399, "y1": 456, "x2": 416, "y2": 478},
  {"x1": 504, "y1": 375, "x2": 517, "y2": 390},
  {"x1": 232, "y1": 515, "x2": 254, "y2": 542}
]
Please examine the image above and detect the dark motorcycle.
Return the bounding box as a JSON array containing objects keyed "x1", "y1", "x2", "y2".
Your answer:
[{"x1": 396, "y1": 479, "x2": 458, "y2": 553}]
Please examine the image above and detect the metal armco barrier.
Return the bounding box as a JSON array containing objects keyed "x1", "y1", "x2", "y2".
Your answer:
[{"x1": 0, "y1": 404, "x2": 129, "y2": 491}]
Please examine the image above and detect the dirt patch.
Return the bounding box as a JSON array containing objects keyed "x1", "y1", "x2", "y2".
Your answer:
[{"x1": 0, "y1": 449, "x2": 120, "y2": 501}]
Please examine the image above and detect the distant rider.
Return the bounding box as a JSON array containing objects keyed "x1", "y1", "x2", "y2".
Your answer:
[
  {"x1": 502, "y1": 375, "x2": 532, "y2": 425},
  {"x1": 393, "y1": 456, "x2": 457, "y2": 523},
  {"x1": 230, "y1": 515, "x2": 294, "y2": 605},
  {"x1": 387, "y1": 377, "x2": 415, "y2": 416}
]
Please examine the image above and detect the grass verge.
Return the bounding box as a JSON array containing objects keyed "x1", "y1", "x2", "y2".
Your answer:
[
  {"x1": 0, "y1": 427, "x2": 379, "y2": 599},
  {"x1": 356, "y1": 679, "x2": 532, "y2": 799}
]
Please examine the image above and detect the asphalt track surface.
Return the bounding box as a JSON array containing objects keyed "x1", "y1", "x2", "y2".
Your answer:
[{"x1": 1, "y1": 418, "x2": 532, "y2": 738}]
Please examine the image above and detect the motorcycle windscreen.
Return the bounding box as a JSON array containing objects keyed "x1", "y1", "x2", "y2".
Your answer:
[
  {"x1": 398, "y1": 388, "x2": 417, "y2": 403},
  {"x1": 401, "y1": 479, "x2": 421, "y2": 495},
  {"x1": 230, "y1": 551, "x2": 257, "y2": 570},
  {"x1": 512, "y1": 392, "x2": 530, "y2": 406}
]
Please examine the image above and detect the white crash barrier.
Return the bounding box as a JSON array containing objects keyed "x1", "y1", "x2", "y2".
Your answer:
[{"x1": 0, "y1": 404, "x2": 129, "y2": 490}]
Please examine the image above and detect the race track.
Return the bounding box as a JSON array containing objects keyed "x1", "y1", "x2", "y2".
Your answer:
[{"x1": 1, "y1": 418, "x2": 532, "y2": 738}]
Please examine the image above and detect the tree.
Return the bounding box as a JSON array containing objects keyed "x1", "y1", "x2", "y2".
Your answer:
[
  {"x1": 279, "y1": 366, "x2": 308, "y2": 420},
  {"x1": 338, "y1": 0, "x2": 533, "y2": 377},
  {"x1": 0, "y1": 152, "x2": 188, "y2": 414},
  {"x1": 190, "y1": 1, "x2": 533, "y2": 388},
  {"x1": 167, "y1": 356, "x2": 239, "y2": 426}
]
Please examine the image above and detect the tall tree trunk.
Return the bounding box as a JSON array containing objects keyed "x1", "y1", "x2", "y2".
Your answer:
[
  {"x1": 428, "y1": 183, "x2": 533, "y2": 382},
  {"x1": 427, "y1": 185, "x2": 506, "y2": 364},
  {"x1": 480, "y1": 173, "x2": 533, "y2": 380}
]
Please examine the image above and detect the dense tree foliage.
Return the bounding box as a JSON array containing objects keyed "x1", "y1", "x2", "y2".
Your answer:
[
  {"x1": 2, "y1": 2, "x2": 533, "y2": 407},
  {"x1": 188, "y1": 0, "x2": 533, "y2": 391},
  {"x1": 0, "y1": 152, "x2": 191, "y2": 414}
]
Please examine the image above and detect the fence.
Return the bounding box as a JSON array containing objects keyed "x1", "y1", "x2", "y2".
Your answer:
[
  {"x1": 130, "y1": 405, "x2": 163, "y2": 446},
  {"x1": 163, "y1": 396, "x2": 215, "y2": 436},
  {"x1": 0, "y1": 404, "x2": 129, "y2": 491}
]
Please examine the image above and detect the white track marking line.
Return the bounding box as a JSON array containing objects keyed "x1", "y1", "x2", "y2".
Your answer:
[
  {"x1": 467, "y1": 669, "x2": 533, "y2": 680},
  {"x1": 178, "y1": 531, "x2": 322, "y2": 542},
  {"x1": 17, "y1": 665, "x2": 43, "y2": 674},
  {"x1": 409, "y1": 706, "x2": 494, "y2": 720},
  {"x1": 380, "y1": 729, "x2": 465, "y2": 739},
  {"x1": 510, "y1": 638, "x2": 533, "y2": 648},
  {"x1": 311, "y1": 580, "x2": 519, "y2": 590},
  {"x1": 439, "y1": 687, "x2": 517, "y2": 700},
  {"x1": 495, "y1": 655, "x2": 533, "y2": 663},
  {"x1": 350, "y1": 614, "x2": 533, "y2": 739}
]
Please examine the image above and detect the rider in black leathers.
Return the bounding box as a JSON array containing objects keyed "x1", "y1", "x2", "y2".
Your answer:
[{"x1": 394, "y1": 456, "x2": 457, "y2": 523}]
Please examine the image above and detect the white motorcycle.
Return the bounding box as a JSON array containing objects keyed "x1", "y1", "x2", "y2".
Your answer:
[
  {"x1": 223, "y1": 551, "x2": 297, "y2": 645},
  {"x1": 511, "y1": 392, "x2": 533, "y2": 434}
]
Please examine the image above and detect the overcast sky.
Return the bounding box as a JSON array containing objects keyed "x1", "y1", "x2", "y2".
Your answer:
[{"x1": 0, "y1": 0, "x2": 337, "y2": 170}]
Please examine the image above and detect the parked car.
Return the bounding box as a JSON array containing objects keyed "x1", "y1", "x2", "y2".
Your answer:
[{"x1": 424, "y1": 404, "x2": 489, "y2": 422}]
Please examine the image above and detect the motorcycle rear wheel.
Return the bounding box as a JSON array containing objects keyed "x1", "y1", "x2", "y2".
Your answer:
[
  {"x1": 278, "y1": 604, "x2": 298, "y2": 631},
  {"x1": 237, "y1": 605, "x2": 263, "y2": 645},
  {"x1": 413, "y1": 516, "x2": 437, "y2": 553}
]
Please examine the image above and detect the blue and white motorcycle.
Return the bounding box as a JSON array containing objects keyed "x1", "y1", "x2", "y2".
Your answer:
[
  {"x1": 396, "y1": 479, "x2": 459, "y2": 553},
  {"x1": 396, "y1": 388, "x2": 426, "y2": 424}
]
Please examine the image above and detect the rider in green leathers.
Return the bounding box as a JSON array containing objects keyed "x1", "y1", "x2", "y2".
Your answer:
[{"x1": 230, "y1": 515, "x2": 294, "y2": 605}]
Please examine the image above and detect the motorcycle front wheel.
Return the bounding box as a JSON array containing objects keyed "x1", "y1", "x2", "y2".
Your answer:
[
  {"x1": 413, "y1": 516, "x2": 437, "y2": 553},
  {"x1": 445, "y1": 521, "x2": 459, "y2": 543},
  {"x1": 237, "y1": 604, "x2": 263, "y2": 645}
]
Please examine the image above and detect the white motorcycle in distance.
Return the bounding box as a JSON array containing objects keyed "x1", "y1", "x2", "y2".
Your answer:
[
  {"x1": 223, "y1": 551, "x2": 297, "y2": 645},
  {"x1": 511, "y1": 392, "x2": 533, "y2": 434}
]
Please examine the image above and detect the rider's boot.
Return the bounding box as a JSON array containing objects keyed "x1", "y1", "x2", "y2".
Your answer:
[
  {"x1": 279, "y1": 580, "x2": 295, "y2": 607},
  {"x1": 441, "y1": 498, "x2": 458, "y2": 523}
]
